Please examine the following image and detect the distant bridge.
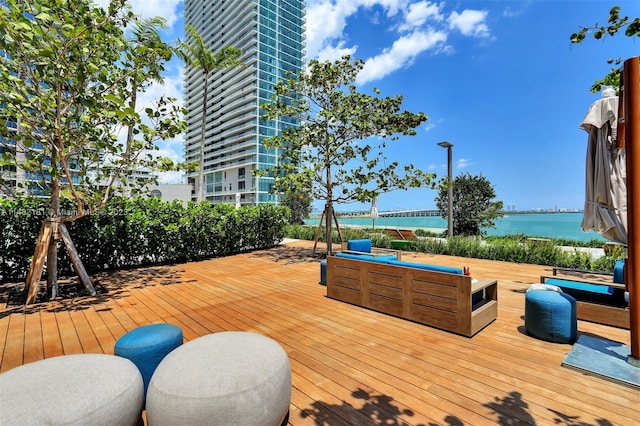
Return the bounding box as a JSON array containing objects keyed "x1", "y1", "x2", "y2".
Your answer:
[
  {"x1": 332, "y1": 209, "x2": 442, "y2": 218},
  {"x1": 377, "y1": 209, "x2": 441, "y2": 218}
]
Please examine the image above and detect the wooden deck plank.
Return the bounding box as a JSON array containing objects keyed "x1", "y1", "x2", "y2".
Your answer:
[
  {"x1": 0, "y1": 312, "x2": 10, "y2": 369},
  {"x1": 55, "y1": 310, "x2": 86, "y2": 356},
  {"x1": 40, "y1": 309, "x2": 64, "y2": 360},
  {"x1": 67, "y1": 308, "x2": 102, "y2": 354},
  {"x1": 22, "y1": 311, "x2": 44, "y2": 366},
  {"x1": 0, "y1": 240, "x2": 638, "y2": 425},
  {"x1": 93, "y1": 301, "x2": 129, "y2": 350},
  {"x1": 1, "y1": 311, "x2": 25, "y2": 372},
  {"x1": 81, "y1": 303, "x2": 120, "y2": 354}
]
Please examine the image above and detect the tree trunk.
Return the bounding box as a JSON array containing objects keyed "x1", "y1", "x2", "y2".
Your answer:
[
  {"x1": 325, "y1": 161, "x2": 333, "y2": 255},
  {"x1": 197, "y1": 73, "x2": 209, "y2": 203},
  {"x1": 325, "y1": 202, "x2": 333, "y2": 256}
]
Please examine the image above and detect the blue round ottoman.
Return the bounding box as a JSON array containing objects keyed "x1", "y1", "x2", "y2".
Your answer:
[
  {"x1": 525, "y1": 289, "x2": 577, "y2": 343},
  {"x1": 114, "y1": 323, "x2": 183, "y2": 402}
]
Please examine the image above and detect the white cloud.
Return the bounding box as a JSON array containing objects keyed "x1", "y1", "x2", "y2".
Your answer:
[
  {"x1": 306, "y1": 0, "x2": 405, "y2": 60},
  {"x1": 357, "y1": 29, "x2": 447, "y2": 84},
  {"x1": 448, "y1": 10, "x2": 490, "y2": 38},
  {"x1": 306, "y1": 1, "x2": 492, "y2": 84},
  {"x1": 456, "y1": 158, "x2": 471, "y2": 169},
  {"x1": 136, "y1": 68, "x2": 184, "y2": 111},
  {"x1": 94, "y1": 0, "x2": 182, "y2": 27},
  {"x1": 398, "y1": 1, "x2": 443, "y2": 32},
  {"x1": 315, "y1": 42, "x2": 358, "y2": 63}
]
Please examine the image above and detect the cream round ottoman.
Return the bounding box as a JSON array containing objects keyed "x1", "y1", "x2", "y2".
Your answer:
[
  {"x1": 146, "y1": 332, "x2": 291, "y2": 426},
  {"x1": 0, "y1": 354, "x2": 144, "y2": 426}
]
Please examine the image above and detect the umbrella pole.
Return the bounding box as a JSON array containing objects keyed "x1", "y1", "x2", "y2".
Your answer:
[{"x1": 624, "y1": 56, "x2": 640, "y2": 366}]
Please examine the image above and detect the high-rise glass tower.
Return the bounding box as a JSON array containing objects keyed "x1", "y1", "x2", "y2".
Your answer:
[{"x1": 183, "y1": 0, "x2": 305, "y2": 205}]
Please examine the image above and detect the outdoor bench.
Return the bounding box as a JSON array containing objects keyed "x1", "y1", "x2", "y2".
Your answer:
[
  {"x1": 539, "y1": 276, "x2": 629, "y2": 329},
  {"x1": 326, "y1": 254, "x2": 498, "y2": 337}
]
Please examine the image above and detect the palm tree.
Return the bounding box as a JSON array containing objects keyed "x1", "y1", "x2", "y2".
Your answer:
[{"x1": 174, "y1": 24, "x2": 242, "y2": 202}]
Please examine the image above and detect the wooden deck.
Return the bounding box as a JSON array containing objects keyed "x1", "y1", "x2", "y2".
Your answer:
[{"x1": 1, "y1": 240, "x2": 638, "y2": 425}]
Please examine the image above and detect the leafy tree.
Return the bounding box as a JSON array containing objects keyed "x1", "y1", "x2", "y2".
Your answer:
[
  {"x1": 435, "y1": 173, "x2": 504, "y2": 236},
  {"x1": 281, "y1": 190, "x2": 312, "y2": 225},
  {"x1": 173, "y1": 24, "x2": 243, "y2": 202},
  {"x1": 570, "y1": 6, "x2": 640, "y2": 93},
  {"x1": 0, "y1": 0, "x2": 187, "y2": 303},
  {"x1": 259, "y1": 55, "x2": 434, "y2": 254}
]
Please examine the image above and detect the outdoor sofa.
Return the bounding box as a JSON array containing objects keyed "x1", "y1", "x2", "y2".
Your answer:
[
  {"x1": 540, "y1": 260, "x2": 629, "y2": 329},
  {"x1": 325, "y1": 249, "x2": 498, "y2": 337}
]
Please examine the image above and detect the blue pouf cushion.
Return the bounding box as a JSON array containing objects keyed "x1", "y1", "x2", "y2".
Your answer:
[
  {"x1": 320, "y1": 260, "x2": 327, "y2": 285},
  {"x1": 114, "y1": 323, "x2": 183, "y2": 401},
  {"x1": 525, "y1": 289, "x2": 577, "y2": 343}
]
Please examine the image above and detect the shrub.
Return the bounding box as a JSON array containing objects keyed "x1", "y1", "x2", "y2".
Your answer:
[
  {"x1": 0, "y1": 197, "x2": 289, "y2": 283},
  {"x1": 285, "y1": 226, "x2": 624, "y2": 273}
]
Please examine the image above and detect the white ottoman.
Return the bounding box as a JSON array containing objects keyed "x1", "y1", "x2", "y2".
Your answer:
[
  {"x1": 146, "y1": 332, "x2": 291, "y2": 426},
  {"x1": 0, "y1": 354, "x2": 144, "y2": 426}
]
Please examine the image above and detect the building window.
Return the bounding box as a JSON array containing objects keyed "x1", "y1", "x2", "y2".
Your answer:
[
  {"x1": 238, "y1": 167, "x2": 245, "y2": 178},
  {"x1": 238, "y1": 181, "x2": 245, "y2": 190}
]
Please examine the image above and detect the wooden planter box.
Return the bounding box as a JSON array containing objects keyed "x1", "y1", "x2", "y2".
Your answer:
[{"x1": 326, "y1": 256, "x2": 498, "y2": 337}]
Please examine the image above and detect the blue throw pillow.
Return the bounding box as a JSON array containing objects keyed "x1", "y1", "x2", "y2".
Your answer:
[{"x1": 347, "y1": 239, "x2": 372, "y2": 253}]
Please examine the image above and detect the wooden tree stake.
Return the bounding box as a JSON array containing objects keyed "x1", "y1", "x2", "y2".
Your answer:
[
  {"x1": 24, "y1": 221, "x2": 52, "y2": 304},
  {"x1": 59, "y1": 223, "x2": 97, "y2": 297}
]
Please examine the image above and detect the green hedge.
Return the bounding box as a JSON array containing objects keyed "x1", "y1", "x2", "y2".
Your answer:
[
  {"x1": 0, "y1": 197, "x2": 290, "y2": 283},
  {"x1": 284, "y1": 225, "x2": 623, "y2": 272}
]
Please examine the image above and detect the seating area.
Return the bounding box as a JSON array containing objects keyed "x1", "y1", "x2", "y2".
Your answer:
[
  {"x1": 325, "y1": 241, "x2": 498, "y2": 337},
  {"x1": 0, "y1": 240, "x2": 637, "y2": 424},
  {"x1": 540, "y1": 260, "x2": 629, "y2": 328},
  {"x1": 0, "y1": 326, "x2": 291, "y2": 426}
]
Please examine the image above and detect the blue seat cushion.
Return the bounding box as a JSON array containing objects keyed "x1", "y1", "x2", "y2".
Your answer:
[
  {"x1": 347, "y1": 239, "x2": 372, "y2": 253},
  {"x1": 387, "y1": 260, "x2": 463, "y2": 275},
  {"x1": 543, "y1": 278, "x2": 626, "y2": 307}
]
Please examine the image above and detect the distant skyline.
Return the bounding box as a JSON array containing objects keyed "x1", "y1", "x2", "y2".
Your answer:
[{"x1": 105, "y1": 0, "x2": 640, "y2": 212}]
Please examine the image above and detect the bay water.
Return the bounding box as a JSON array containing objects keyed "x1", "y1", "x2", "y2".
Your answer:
[{"x1": 305, "y1": 212, "x2": 606, "y2": 242}]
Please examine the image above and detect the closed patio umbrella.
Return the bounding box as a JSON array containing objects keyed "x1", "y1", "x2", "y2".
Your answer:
[
  {"x1": 580, "y1": 87, "x2": 627, "y2": 244},
  {"x1": 370, "y1": 197, "x2": 379, "y2": 231}
]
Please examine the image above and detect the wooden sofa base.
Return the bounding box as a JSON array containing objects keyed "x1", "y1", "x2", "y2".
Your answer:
[
  {"x1": 576, "y1": 301, "x2": 630, "y2": 329},
  {"x1": 326, "y1": 256, "x2": 498, "y2": 337}
]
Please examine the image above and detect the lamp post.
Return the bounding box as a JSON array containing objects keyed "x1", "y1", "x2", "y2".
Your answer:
[{"x1": 438, "y1": 141, "x2": 454, "y2": 237}]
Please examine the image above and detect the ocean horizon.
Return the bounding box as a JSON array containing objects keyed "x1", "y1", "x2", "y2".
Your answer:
[{"x1": 304, "y1": 212, "x2": 607, "y2": 242}]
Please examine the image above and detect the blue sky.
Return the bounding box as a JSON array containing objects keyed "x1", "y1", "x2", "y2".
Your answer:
[{"x1": 113, "y1": 0, "x2": 640, "y2": 213}]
